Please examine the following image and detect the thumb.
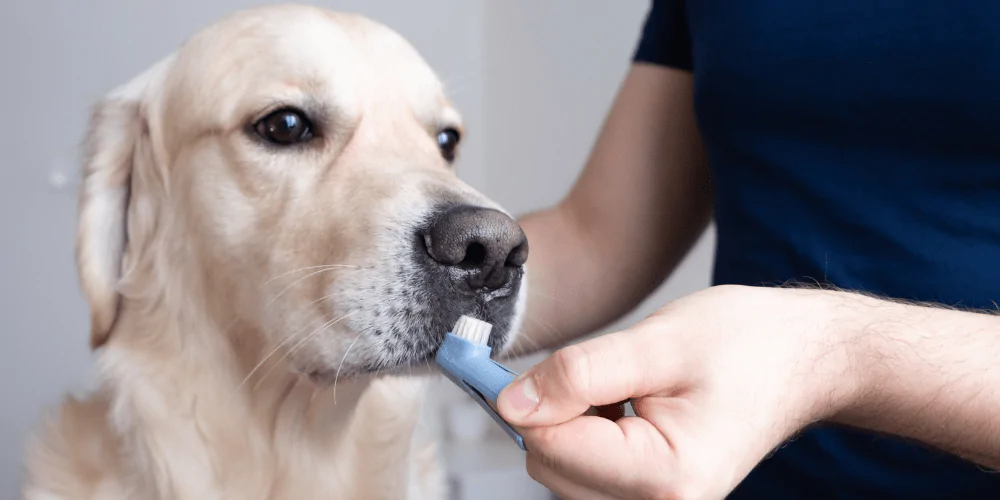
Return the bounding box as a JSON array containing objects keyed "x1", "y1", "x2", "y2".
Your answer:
[{"x1": 498, "y1": 327, "x2": 670, "y2": 427}]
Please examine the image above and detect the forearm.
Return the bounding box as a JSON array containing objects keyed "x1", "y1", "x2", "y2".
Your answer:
[
  {"x1": 516, "y1": 204, "x2": 689, "y2": 354},
  {"x1": 831, "y1": 293, "x2": 1000, "y2": 469},
  {"x1": 512, "y1": 64, "x2": 711, "y2": 355}
]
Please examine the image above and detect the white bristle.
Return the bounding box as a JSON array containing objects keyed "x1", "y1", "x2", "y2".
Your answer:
[{"x1": 452, "y1": 315, "x2": 493, "y2": 345}]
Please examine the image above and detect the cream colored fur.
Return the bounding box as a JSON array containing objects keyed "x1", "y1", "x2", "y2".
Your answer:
[{"x1": 21, "y1": 5, "x2": 524, "y2": 499}]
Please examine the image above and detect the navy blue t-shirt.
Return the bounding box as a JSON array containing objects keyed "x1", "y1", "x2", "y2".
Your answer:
[{"x1": 634, "y1": 1, "x2": 1000, "y2": 498}]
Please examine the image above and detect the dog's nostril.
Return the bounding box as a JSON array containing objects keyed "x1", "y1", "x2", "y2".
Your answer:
[
  {"x1": 422, "y1": 205, "x2": 529, "y2": 291},
  {"x1": 506, "y1": 242, "x2": 529, "y2": 268},
  {"x1": 460, "y1": 242, "x2": 488, "y2": 269}
]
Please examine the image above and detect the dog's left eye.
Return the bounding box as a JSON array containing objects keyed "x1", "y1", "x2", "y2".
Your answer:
[
  {"x1": 254, "y1": 108, "x2": 314, "y2": 145},
  {"x1": 437, "y1": 128, "x2": 461, "y2": 162}
]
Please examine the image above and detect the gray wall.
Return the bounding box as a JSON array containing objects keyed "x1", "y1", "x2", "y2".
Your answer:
[
  {"x1": 0, "y1": 1, "x2": 713, "y2": 496},
  {"x1": 483, "y1": 0, "x2": 715, "y2": 337}
]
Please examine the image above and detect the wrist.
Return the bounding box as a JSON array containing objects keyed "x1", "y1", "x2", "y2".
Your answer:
[
  {"x1": 816, "y1": 291, "x2": 965, "y2": 431},
  {"x1": 825, "y1": 294, "x2": 1000, "y2": 453},
  {"x1": 795, "y1": 289, "x2": 883, "y2": 424}
]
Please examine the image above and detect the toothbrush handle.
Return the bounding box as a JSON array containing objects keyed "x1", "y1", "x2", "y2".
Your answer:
[
  {"x1": 468, "y1": 361, "x2": 526, "y2": 450},
  {"x1": 436, "y1": 334, "x2": 528, "y2": 450}
]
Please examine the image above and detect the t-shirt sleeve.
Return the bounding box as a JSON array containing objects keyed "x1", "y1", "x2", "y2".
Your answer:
[{"x1": 632, "y1": 0, "x2": 693, "y2": 70}]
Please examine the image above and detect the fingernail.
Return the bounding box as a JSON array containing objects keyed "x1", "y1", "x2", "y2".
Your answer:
[{"x1": 502, "y1": 375, "x2": 540, "y2": 416}]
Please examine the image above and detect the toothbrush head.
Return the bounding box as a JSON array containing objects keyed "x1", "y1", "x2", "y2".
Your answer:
[{"x1": 450, "y1": 315, "x2": 493, "y2": 345}]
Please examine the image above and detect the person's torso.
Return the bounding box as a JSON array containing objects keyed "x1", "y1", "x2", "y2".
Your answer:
[{"x1": 682, "y1": 1, "x2": 1000, "y2": 498}]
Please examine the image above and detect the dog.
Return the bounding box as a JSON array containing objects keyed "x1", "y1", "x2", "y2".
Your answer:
[{"x1": 22, "y1": 4, "x2": 529, "y2": 499}]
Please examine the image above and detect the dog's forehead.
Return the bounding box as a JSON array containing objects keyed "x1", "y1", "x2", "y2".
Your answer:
[{"x1": 165, "y1": 6, "x2": 452, "y2": 127}]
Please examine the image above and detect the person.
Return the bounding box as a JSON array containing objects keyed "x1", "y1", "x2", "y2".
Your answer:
[{"x1": 495, "y1": 1, "x2": 1000, "y2": 498}]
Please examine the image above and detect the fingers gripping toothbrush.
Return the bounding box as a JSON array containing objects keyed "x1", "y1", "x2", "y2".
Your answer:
[{"x1": 435, "y1": 316, "x2": 527, "y2": 451}]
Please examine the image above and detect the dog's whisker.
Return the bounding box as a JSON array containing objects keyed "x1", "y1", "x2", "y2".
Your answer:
[
  {"x1": 263, "y1": 264, "x2": 361, "y2": 286},
  {"x1": 332, "y1": 332, "x2": 364, "y2": 405},
  {"x1": 236, "y1": 288, "x2": 342, "y2": 381},
  {"x1": 269, "y1": 289, "x2": 344, "y2": 337},
  {"x1": 284, "y1": 311, "x2": 357, "y2": 361},
  {"x1": 264, "y1": 267, "x2": 351, "y2": 307},
  {"x1": 238, "y1": 310, "x2": 343, "y2": 392},
  {"x1": 525, "y1": 316, "x2": 560, "y2": 343},
  {"x1": 238, "y1": 334, "x2": 308, "y2": 393},
  {"x1": 514, "y1": 330, "x2": 543, "y2": 352},
  {"x1": 251, "y1": 354, "x2": 301, "y2": 394},
  {"x1": 254, "y1": 319, "x2": 350, "y2": 394},
  {"x1": 404, "y1": 363, "x2": 437, "y2": 437},
  {"x1": 251, "y1": 312, "x2": 356, "y2": 393},
  {"x1": 528, "y1": 288, "x2": 572, "y2": 309},
  {"x1": 282, "y1": 291, "x2": 340, "y2": 324},
  {"x1": 249, "y1": 280, "x2": 363, "y2": 380},
  {"x1": 219, "y1": 316, "x2": 241, "y2": 336},
  {"x1": 306, "y1": 386, "x2": 321, "y2": 418},
  {"x1": 501, "y1": 319, "x2": 556, "y2": 359}
]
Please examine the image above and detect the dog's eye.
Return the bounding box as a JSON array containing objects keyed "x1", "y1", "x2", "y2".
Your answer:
[
  {"x1": 254, "y1": 108, "x2": 314, "y2": 145},
  {"x1": 437, "y1": 128, "x2": 461, "y2": 162}
]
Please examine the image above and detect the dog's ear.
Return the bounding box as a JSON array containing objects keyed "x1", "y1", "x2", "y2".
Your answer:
[{"x1": 76, "y1": 58, "x2": 172, "y2": 349}]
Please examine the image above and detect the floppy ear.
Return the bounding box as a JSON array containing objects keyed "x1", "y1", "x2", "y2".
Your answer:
[
  {"x1": 76, "y1": 58, "x2": 171, "y2": 349},
  {"x1": 76, "y1": 98, "x2": 144, "y2": 349}
]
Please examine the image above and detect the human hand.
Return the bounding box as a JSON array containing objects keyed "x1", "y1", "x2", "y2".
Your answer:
[{"x1": 497, "y1": 285, "x2": 867, "y2": 499}]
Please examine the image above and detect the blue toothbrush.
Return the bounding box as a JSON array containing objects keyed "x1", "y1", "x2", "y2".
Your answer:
[{"x1": 435, "y1": 316, "x2": 527, "y2": 451}]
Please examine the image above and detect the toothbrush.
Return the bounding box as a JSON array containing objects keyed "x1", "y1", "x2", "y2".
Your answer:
[{"x1": 435, "y1": 315, "x2": 527, "y2": 451}]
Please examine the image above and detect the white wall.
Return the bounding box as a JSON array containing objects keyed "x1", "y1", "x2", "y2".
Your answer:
[{"x1": 0, "y1": 1, "x2": 714, "y2": 497}]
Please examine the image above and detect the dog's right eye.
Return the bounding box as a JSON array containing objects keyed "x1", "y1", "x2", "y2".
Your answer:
[{"x1": 254, "y1": 108, "x2": 315, "y2": 145}]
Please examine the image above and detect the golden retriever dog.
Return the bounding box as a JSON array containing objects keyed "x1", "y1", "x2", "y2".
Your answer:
[{"x1": 22, "y1": 4, "x2": 529, "y2": 499}]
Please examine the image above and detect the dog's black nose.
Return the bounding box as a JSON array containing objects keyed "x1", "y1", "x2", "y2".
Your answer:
[{"x1": 422, "y1": 205, "x2": 529, "y2": 290}]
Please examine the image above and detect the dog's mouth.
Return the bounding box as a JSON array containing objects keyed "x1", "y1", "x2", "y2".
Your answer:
[{"x1": 302, "y1": 302, "x2": 519, "y2": 385}]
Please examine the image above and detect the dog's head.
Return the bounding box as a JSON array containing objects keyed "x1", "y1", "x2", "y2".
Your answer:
[{"x1": 75, "y1": 5, "x2": 527, "y2": 382}]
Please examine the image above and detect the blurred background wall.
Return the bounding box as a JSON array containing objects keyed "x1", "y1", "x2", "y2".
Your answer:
[{"x1": 0, "y1": 1, "x2": 713, "y2": 497}]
